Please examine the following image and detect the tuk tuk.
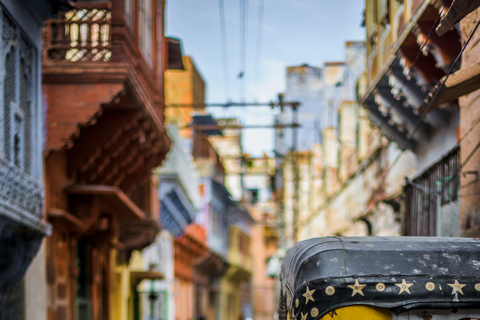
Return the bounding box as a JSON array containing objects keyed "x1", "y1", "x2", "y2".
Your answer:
[{"x1": 279, "y1": 237, "x2": 480, "y2": 320}]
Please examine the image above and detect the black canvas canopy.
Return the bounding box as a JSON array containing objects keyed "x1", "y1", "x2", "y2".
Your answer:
[{"x1": 280, "y1": 237, "x2": 480, "y2": 319}]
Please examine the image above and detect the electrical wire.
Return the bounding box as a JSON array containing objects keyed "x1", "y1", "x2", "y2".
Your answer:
[
  {"x1": 239, "y1": 0, "x2": 247, "y2": 102},
  {"x1": 254, "y1": 0, "x2": 264, "y2": 101},
  {"x1": 218, "y1": 0, "x2": 231, "y2": 101}
]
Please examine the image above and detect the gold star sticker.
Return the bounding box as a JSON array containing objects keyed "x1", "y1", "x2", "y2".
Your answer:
[
  {"x1": 395, "y1": 279, "x2": 413, "y2": 295},
  {"x1": 302, "y1": 286, "x2": 315, "y2": 304},
  {"x1": 301, "y1": 312, "x2": 308, "y2": 320},
  {"x1": 348, "y1": 279, "x2": 367, "y2": 296},
  {"x1": 448, "y1": 279, "x2": 466, "y2": 295}
]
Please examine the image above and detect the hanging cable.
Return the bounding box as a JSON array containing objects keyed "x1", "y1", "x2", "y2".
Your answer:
[
  {"x1": 218, "y1": 0, "x2": 231, "y2": 101},
  {"x1": 239, "y1": 0, "x2": 247, "y2": 102},
  {"x1": 254, "y1": 0, "x2": 264, "y2": 101}
]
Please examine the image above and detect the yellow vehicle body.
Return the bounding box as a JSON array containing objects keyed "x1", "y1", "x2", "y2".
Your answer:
[{"x1": 319, "y1": 306, "x2": 391, "y2": 320}]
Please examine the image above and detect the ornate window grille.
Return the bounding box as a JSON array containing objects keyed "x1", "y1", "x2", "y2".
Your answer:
[
  {"x1": 402, "y1": 146, "x2": 460, "y2": 236},
  {"x1": 124, "y1": 0, "x2": 133, "y2": 27},
  {"x1": 139, "y1": 0, "x2": 152, "y2": 66},
  {"x1": 0, "y1": 5, "x2": 43, "y2": 219},
  {"x1": 1, "y1": 8, "x2": 35, "y2": 174},
  {"x1": 45, "y1": 7, "x2": 111, "y2": 62}
]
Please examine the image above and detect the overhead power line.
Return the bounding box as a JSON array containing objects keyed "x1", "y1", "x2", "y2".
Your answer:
[
  {"x1": 166, "y1": 101, "x2": 300, "y2": 108},
  {"x1": 218, "y1": 0, "x2": 231, "y2": 100},
  {"x1": 184, "y1": 123, "x2": 300, "y2": 130},
  {"x1": 254, "y1": 0, "x2": 264, "y2": 100}
]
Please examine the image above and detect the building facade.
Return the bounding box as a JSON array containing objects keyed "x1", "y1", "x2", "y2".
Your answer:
[
  {"x1": 41, "y1": 1, "x2": 175, "y2": 319},
  {"x1": 0, "y1": 0, "x2": 72, "y2": 319},
  {"x1": 361, "y1": 0, "x2": 464, "y2": 236}
]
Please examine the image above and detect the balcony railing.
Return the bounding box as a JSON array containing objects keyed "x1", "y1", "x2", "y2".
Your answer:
[
  {"x1": 44, "y1": 4, "x2": 111, "y2": 62},
  {"x1": 0, "y1": 158, "x2": 43, "y2": 219},
  {"x1": 42, "y1": 3, "x2": 162, "y2": 109}
]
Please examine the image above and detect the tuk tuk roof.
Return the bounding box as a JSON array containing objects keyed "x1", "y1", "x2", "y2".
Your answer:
[{"x1": 281, "y1": 237, "x2": 480, "y2": 318}]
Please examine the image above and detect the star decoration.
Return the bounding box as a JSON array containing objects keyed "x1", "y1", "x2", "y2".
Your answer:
[
  {"x1": 301, "y1": 312, "x2": 308, "y2": 320},
  {"x1": 348, "y1": 279, "x2": 367, "y2": 296},
  {"x1": 302, "y1": 286, "x2": 315, "y2": 304},
  {"x1": 448, "y1": 279, "x2": 466, "y2": 295},
  {"x1": 395, "y1": 279, "x2": 413, "y2": 295}
]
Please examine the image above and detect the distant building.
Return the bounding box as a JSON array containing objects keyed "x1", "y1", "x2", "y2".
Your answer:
[
  {"x1": 209, "y1": 119, "x2": 279, "y2": 320},
  {"x1": 275, "y1": 42, "x2": 366, "y2": 155},
  {"x1": 41, "y1": 1, "x2": 175, "y2": 319},
  {"x1": 275, "y1": 64, "x2": 323, "y2": 156}
]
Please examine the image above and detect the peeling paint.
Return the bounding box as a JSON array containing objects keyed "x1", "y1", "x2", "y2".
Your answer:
[
  {"x1": 441, "y1": 252, "x2": 461, "y2": 263},
  {"x1": 418, "y1": 260, "x2": 427, "y2": 267},
  {"x1": 439, "y1": 267, "x2": 449, "y2": 274},
  {"x1": 470, "y1": 260, "x2": 480, "y2": 269}
]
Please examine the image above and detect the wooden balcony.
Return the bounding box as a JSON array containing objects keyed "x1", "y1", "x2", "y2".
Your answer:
[
  {"x1": 42, "y1": 1, "x2": 165, "y2": 125},
  {"x1": 42, "y1": 1, "x2": 171, "y2": 196}
]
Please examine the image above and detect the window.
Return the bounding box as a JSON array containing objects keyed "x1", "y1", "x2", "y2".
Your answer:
[
  {"x1": 1, "y1": 8, "x2": 35, "y2": 174},
  {"x1": 124, "y1": 0, "x2": 133, "y2": 26},
  {"x1": 139, "y1": 0, "x2": 153, "y2": 66}
]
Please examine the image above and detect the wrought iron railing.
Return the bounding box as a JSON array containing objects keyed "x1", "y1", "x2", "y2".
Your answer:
[
  {"x1": 402, "y1": 146, "x2": 460, "y2": 236},
  {"x1": 0, "y1": 158, "x2": 43, "y2": 218},
  {"x1": 44, "y1": 5, "x2": 111, "y2": 62}
]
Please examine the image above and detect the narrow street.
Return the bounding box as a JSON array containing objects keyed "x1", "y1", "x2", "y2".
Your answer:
[{"x1": 1, "y1": 0, "x2": 480, "y2": 320}]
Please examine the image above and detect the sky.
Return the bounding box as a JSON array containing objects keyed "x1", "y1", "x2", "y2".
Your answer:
[{"x1": 166, "y1": 1, "x2": 366, "y2": 156}]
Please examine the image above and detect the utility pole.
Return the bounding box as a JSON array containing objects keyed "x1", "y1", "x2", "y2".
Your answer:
[{"x1": 292, "y1": 101, "x2": 300, "y2": 244}]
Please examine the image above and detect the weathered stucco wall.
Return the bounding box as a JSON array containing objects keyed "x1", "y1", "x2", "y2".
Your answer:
[{"x1": 459, "y1": 8, "x2": 480, "y2": 236}]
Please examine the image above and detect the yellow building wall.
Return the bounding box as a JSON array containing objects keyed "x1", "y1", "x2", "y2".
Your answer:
[
  {"x1": 219, "y1": 225, "x2": 253, "y2": 320},
  {"x1": 165, "y1": 56, "x2": 206, "y2": 138},
  {"x1": 365, "y1": 0, "x2": 416, "y2": 84},
  {"x1": 110, "y1": 250, "x2": 145, "y2": 320}
]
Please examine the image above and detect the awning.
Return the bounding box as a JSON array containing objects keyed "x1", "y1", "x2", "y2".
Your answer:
[
  {"x1": 166, "y1": 37, "x2": 184, "y2": 70},
  {"x1": 65, "y1": 185, "x2": 146, "y2": 220},
  {"x1": 47, "y1": 208, "x2": 86, "y2": 231},
  {"x1": 195, "y1": 250, "x2": 229, "y2": 276},
  {"x1": 131, "y1": 270, "x2": 164, "y2": 288},
  {"x1": 160, "y1": 186, "x2": 195, "y2": 237},
  {"x1": 192, "y1": 114, "x2": 224, "y2": 136},
  {"x1": 225, "y1": 264, "x2": 251, "y2": 283}
]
